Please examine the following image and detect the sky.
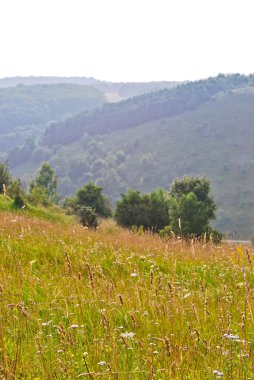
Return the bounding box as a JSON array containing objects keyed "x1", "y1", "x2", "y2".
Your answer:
[{"x1": 0, "y1": 0, "x2": 254, "y2": 82}]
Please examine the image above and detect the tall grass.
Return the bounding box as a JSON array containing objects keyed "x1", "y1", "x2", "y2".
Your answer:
[{"x1": 0, "y1": 212, "x2": 253, "y2": 379}]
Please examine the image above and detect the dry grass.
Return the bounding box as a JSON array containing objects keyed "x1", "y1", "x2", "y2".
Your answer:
[{"x1": 0, "y1": 211, "x2": 254, "y2": 379}]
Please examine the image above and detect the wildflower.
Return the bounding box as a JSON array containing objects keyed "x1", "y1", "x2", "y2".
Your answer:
[
  {"x1": 223, "y1": 333, "x2": 239, "y2": 340},
  {"x1": 41, "y1": 320, "x2": 52, "y2": 326},
  {"x1": 153, "y1": 351, "x2": 159, "y2": 354},
  {"x1": 213, "y1": 370, "x2": 223, "y2": 378},
  {"x1": 98, "y1": 361, "x2": 107, "y2": 366},
  {"x1": 121, "y1": 331, "x2": 135, "y2": 339},
  {"x1": 131, "y1": 272, "x2": 138, "y2": 277},
  {"x1": 69, "y1": 324, "x2": 79, "y2": 329}
]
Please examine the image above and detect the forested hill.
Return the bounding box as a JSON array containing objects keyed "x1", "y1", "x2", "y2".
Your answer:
[
  {"x1": 0, "y1": 83, "x2": 106, "y2": 133},
  {"x1": 0, "y1": 83, "x2": 106, "y2": 152},
  {"x1": 0, "y1": 76, "x2": 179, "y2": 99},
  {"x1": 42, "y1": 74, "x2": 253, "y2": 147}
]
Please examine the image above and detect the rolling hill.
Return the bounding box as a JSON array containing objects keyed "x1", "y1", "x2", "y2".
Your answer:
[
  {"x1": 0, "y1": 76, "x2": 179, "y2": 100},
  {"x1": 0, "y1": 83, "x2": 107, "y2": 154},
  {"x1": 6, "y1": 74, "x2": 254, "y2": 238}
]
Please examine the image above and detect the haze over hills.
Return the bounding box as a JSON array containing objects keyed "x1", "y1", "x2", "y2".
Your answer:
[
  {"x1": 0, "y1": 83, "x2": 106, "y2": 152},
  {"x1": 0, "y1": 76, "x2": 180, "y2": 101},
  {"x1": 2, "y1": 74, "x2": 254, "y2": 238}
]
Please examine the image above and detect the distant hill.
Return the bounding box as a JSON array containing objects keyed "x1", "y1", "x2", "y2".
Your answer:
[
  {"x1": 0, "y1": 76, "x2": 180, "y2": 100},
  {"x1": 6, "y1": 73, "x2": 254, "y2": 238},
  {"x1": 42, "y1": 74, "x2": 251, "y2": 146},
  {"x1": 0, "y1": 83, "x2": 106, "y2": 152}
]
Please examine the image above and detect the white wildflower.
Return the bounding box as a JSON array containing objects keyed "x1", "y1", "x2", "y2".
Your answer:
[
  {"x1": 223, "y1": 333, "x2": 239, "y2": 340},
  {"x1": 121, "y1": 331, "x2": 135, "y2": 339},
  {"x1": 98, "y1": 361, "x2": 107, "y2": 366},
  {"x1": 41, "y1": 320, "x2": 52, "y2": 326},
  {"x1": 69, "y1": 324, "x2": 79, "y2": 329},
  {"x1": 213, "y1": 369, "x2": 223, "y2": 378}
]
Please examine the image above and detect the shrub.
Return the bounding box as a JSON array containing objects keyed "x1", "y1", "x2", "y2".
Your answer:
[
  {"x1": 77, "y1": 205, "x2": 98, "y2": 228},
  {"x1": 74, "y1": 182, "x2": 111, "y2": 218},
  {"x1": 7, "y1": 179, "x2": 26, "y2": 208},
  {"x1": 115, "y1": 189, "x2": 170, "y2": 232}
]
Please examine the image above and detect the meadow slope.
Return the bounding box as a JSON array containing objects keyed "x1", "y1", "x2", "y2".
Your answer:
[{"x1": 0, "y1": 212, "x2": 254, "y2": 379}]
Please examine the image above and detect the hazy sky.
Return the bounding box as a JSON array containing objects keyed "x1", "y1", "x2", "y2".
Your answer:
[{"x1": 1, "y1": 0, "x2": 253, "y2": 82}]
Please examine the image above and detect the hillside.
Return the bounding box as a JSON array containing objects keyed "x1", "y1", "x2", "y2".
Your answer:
[
  {"x1": 7, "y1": 74, "x2": 254, "y2": 238},
  {"x1": 0, "y1": 76, "x2": 180, "y2": 100},
  {"x1": 0, "y1": 83, "x2": 106, "y2": 154},
  {"x1": 0, "y1": 210, "x2": 254, "y2": 378},
  {"x1": 41, "y1": 74, "x2": 251, "y2": 146}
]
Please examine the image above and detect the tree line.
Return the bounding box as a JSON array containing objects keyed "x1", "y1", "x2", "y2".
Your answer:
[{"x1": 0, "y1": 161, "x2": 221, "y2": 241}]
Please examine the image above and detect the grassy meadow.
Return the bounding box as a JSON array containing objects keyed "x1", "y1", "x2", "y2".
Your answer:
[{"x1": 0, "y1": 211, "x2": 254, "y2": 379}]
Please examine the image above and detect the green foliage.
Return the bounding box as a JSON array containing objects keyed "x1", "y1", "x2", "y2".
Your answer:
[
  {"x1": 0, "y1": 161, "x2": 12, "y2": 193},
  {"x1": 205, "y1": 226, "x2": 223, "y2": 244},
  {"x1": 159, "y1": 225, "x2": 175, "y2": 239},
  {"x1": 115, "y1": 188, "x2": 170, "y2": 231},
  {"x1": 7, "y1": 178, "x2": 26, "y2": 208},
  {"x1": 28, "y1": 186, "x2": 51, "y2": 207},
  {"x1": 169, "y1": 176, "x2": 217, "y2": 237},
  {"x1": 74, "y1": 181, "x2": 111, "y2": 218},
  {"x1": 0, "y1": 194, "x2": 13, "y2": 210},
  {"x1": 76, "y1": 205, "x2": 98, "y2": 228},
  {"x1": 29, "y1": 162, "x2": 60, "y2": 205}
]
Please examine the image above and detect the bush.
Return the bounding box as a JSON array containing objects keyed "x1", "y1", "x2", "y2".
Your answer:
[
  {"x1": 204, "y1": 226, "x2": 222, "y2": 244},
  {"x1": 29, "y1": 162, "x2": 60, "y2": 205},
  {"x1": 77, "y1": 205, "x2": 98, "y2": 228},
  {"x1": 74, "y1": 182, "x2": 111, "y2": 218},
  {"x1": 115, "y1": 189, "x2": 170, "y2": 232},
  {"x1": 0, "y1": 162, "x2": 12, "y2": 194},
  {"x1": 7, "y1": 179, "x2": 26, "y2": 208},
  {"x1": 28, "y1": 187, "x2": 51, "y2": 207}
]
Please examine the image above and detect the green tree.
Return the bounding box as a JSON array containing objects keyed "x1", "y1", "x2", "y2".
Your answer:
[
  {"x1": 168, "y1": 176, "x2": 217, "y2": 237},
  {"x1": 115, "y1": 189, "x2": 150, "y2": 228},
  {"x1": 29, "y1": 162, "x2": 59, "y2": 205},
  {"x1": 0, "y1": 162, "x2": 12, "y2": 194},
  {"x1": 115, "y1": 188, "x2": 170, "y2": 232},
  {"x1": 148, "y1": 189, "x2": 171, "y2": 230},
  {"x1": 74, "y1": 181, "x2": 111, "y2": 218}
]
